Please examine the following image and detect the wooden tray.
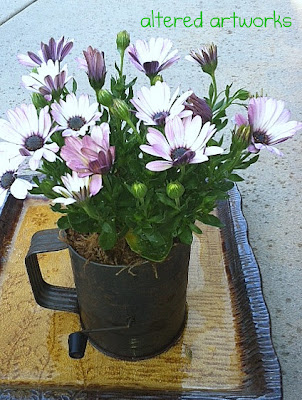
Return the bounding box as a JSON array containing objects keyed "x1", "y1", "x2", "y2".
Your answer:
[{"x1": 0, "y1": 186, "x2": 281, "y2": 399}]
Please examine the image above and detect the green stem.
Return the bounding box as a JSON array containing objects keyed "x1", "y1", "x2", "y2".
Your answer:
[
  {"x1": 213, "y1": 93, "x2": 240, "y2": 119},
  {"x1": 210, "y1": 72, "x2": 218, "y2": 109},
  {"x1": 119, "y1": 50, "x2": 125, "y2": 79},
  {"x1": 103, "y1": 175, "x2": 112, "y2": 192},
  {"x1": 226, "y1": 148, "x2": 248, "y2": 176},
  {"x1": 96, "y1": 99, "x2": 102, "y2": 113},
  {"x1": 127, "y1": 119, "x2": 142, "y2": 143},
  {"x1": 210, "y1": 148, "x2": 244, "y2": 185},
  {"x1": 179, "y1": 166, "x2": 186, "y2": 182},
  {"x1": 149, "y1": 74, "x2": 161, "y2": 86}
]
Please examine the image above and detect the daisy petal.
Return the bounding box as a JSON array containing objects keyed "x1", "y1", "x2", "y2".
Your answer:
[
  {"x1": 146, "y1": 160, "x2": 172, "y2": 171},
  {"x1": 10, "y1": 179, "x2": 32, "y2": 199}
]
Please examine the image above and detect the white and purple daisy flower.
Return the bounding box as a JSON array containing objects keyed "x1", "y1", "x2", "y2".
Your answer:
[
  {"x1": 0, "y1": 156, "x2": 32, "y2": 207},
  {"x1": 127, "y1": 37, "x2": 180, "y2": 77},
  {"x1": 22, "y1": 60, "x2": 71, "y2": 101},
  {"x1": 186, "y1": 44, "x2": 217, "y2": 75},
  {"x1": 131, "y1": 81, "x2": 193, "y2": 125},
  {"x1": 0, "y1": 104, "x2": 59, "y2": 171},
  {"x1": 51, "y1": 94, "x2": 101, "y2": 137},
  {"x1": 18, "y1": 36, "x2": 74, "y2": 68},
  {"x1": 60, "y1": 123, "x2": 114, "y2": 194},
  {"x1": 140, "y1": 115, "x2": 223, "y2": 171},
  {"x1": 77, "y1": 46, "x2": 106, "y2": 90},
  {"x1": 235, "y1": 97, "x2": 302, "y2": 156},
  {"x1": 52, "y1": 171, "x2": 101, "y2": 205}
]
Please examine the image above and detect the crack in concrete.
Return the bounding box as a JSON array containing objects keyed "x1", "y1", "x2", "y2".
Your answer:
[{"x1": 0, "y1": 0, "x2": 38, "y2": 27}]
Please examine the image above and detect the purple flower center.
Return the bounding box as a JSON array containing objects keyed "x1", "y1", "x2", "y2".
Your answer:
[
  {"x1": 171, "y1": 147, "x2": 196, "y2": 166},
  {"x1": 153, "y1": 111, "x2": 170, "y2": 125},
  {"x1": 24, "y1": 135, "x2": 44, "y2": 151},
  {"x1": 143, "y1": 61, "x2": 160, "y2": 76},
  {"x1": 253, "y1": 130, "x2": 269, "y2": 144},
  {"x1": 68, "y1": 116, "x2": 86, "y2": 131},
  {"x1": 171, "y1": 147, "x2": 188, "y2": 159},
  {"x1": 0, "y1": 171, "x2": 15, "y2": 189}
]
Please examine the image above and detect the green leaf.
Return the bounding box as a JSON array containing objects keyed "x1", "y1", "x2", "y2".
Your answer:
[
  {"x1": 218, "y1": 180, "x2": 234, "y2": 192},
  {"x1": 125, "y1": 77, "x2": 137, "y2": 89},
  {"x1": 228, "y1": 173, "x2": 244, "y2": 182},
  {"x1": 207, "y1": 189, "x2": 229, "y2": 200},
  {"x1": 57, "y1": 216, "x2": 70, "y2": 230},
  {"x1": 209, "y1": 83, "x2": 214, "y2": 100},
  {"x1": 156, "y1": 192, "x2": 178, "y2": 209},
  {"x1": 50, "y1": 203, "x2": 66, "y2": 214},
  {"x1": 214, "y1": 109, "x2": 226, "y2": 120},
  {"x1": 98, "y1": 222, "x2": 117, "y2": 250},
  {"x1": 68, "y1": 212, "x2": 93, "y2": 233},
  {"x1": 29, "y1": 187, "x2": 44, "y2": 195},
  {"x1": 225, "y1": 84, "x2": 232, "y2": 100},
  {"x1": 189, "y1": 223, "x2": 203, "y2": 235},
  {"x1": 100, "y1": 108, "x2": 109, "y2": 123},
  {"x1": 148, "y1": 214, "x2": 165, "y2": 223},
  {"x1": 217, "y1": 135, "x2": 224, "y2": 147},
  {"x1": 110, "y1": 76, "x2": 117, "y2": 92},
  {"x1": 114, "y1": 62, "x2": 121, "y2": 74},
  {"x1": 125, "y1": 230, "x2": 172, "y2": 262},
  {"x1": 214, "y1": 118, "x2": 228, "y2": 132},
  {"x1": 236, "y1": 154, "x2": 259, "y2": 169},
  {"x1": 126, "y1": 85, "x2": 134, "y2": 101},
  {"x1": 30, "y1": 178, "x2": 58, "y2": 198},
  {"x1": 248, "y1": 154, "x2": 259, "y2": 164},
  {"x1": 179, "y1": 226, "x2": 193, "y2": 245},
  {"x1": 72, "y1": 78, "x2": 77, "y2": 94},
  {"x1": 50, "y1": 131, "x2": 65, "y2": 147},
  {"x1": 198, "y1": 213, "x2": 224, "y2": 228},
  {"x1": 212, "y1": 99, "x2": 224, "y2": 112},
  {"x1": 32, "y1": 176, "x2": 40, "y2": 185},
  {"x1": 31, "y1": 93, "x2": 49, "y2": 110}
]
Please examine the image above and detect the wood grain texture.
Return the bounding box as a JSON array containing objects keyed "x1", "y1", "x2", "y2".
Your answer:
[{"x1": 0, "y1": 198, "x2": 245, "y2": 391}]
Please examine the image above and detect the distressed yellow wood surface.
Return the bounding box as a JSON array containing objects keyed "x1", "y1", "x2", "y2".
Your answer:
[{"x1": 0, "y1": 199, "x2": 245, "y2": 390}]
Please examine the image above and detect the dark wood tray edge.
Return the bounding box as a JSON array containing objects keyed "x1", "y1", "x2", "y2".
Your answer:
[
  {"x1": 217, "y1": 184, "x2": 282, "y2": 400},
  {"x1": 0, "y1": 185, "x2": 282, "y2": 400},
  {"x1": 0, "y1": 194, "x2": 23, "y2": 268}
]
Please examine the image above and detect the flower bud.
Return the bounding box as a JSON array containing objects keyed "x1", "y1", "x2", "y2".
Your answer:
[
  {"x1": 82, "y1": 47, "x2": 106, "y2": 91},
  {"x1": 185, "y1": 93, "x2": 212, "y2": 123},
  {"x1": 187, "y1": 44, "x2": 217, "y2": 76},
  {"x1": 131, "y1": 182, "x2": 147, "y2": 199},
  {"x1": 97, "y1": 89, "x2": 114, "y2": 107},
  {"x1": 237, "y1": 90, "x2": 250, "y2": 101},
  {"x1": 234, "y1": 125, "x2": 252, "y2": 147},
  {"x1": 111, "y1": 99, "x2": 130, "y2": 121},
  {"x1": 116, "y1": 31, "x2": 130, "y2": 55},
  {"x1": 166, "y1": 182, "x2": 185, "y2": 200}
]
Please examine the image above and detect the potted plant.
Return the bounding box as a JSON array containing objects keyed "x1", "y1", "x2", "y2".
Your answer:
[{"x1": 0, "y1": 32, "x2": 300, "y2": 360}]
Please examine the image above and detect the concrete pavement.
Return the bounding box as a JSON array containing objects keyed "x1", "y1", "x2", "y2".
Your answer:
[
  {"x1": 0, "y1": 0, "x2": 301, "y2": 398},
  {"x1": 0, "y1": 0, "x2": 38, "y2": 26}
]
